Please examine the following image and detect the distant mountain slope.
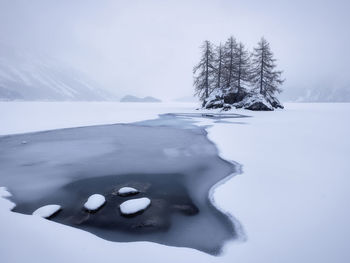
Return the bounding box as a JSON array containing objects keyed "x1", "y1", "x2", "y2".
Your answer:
[
  {"x1": 120, "y1": 95, "x2": 161, "y2": 102},
  {"x1": 295, "y1": 86, "x2": 350, "y2": 102},
  {"x1": 281, "y1": 84, "x2": 350, "y2": 102},
  {"x1": 0, "y1": 44, "x2": 114, "y2": 101}
]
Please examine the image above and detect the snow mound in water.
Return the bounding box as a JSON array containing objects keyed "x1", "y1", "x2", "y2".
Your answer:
[
  {"x1": 84, "y1": 194, "x2": 106, "y2": 211},
  {"x1": 32, "y1": 204, "x2": 61, "y2": 218},
  {"x1": 118, "y1": 187, "x2": 139, "y2": 196},
  {"x1": 120, "y1": 197, "x2": 151, "y2": 215}
]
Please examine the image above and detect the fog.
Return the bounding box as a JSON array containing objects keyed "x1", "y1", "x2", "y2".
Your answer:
[{"x1": 1, "y1": 0, "x2": 349, "y2": 100}]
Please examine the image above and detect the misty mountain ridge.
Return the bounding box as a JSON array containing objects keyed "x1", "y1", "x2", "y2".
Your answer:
[
  {"x1": 281, "y1": 83, "x2": 350, "y2": 102},
  {"x1": 0, "y1": 44, "x2": 115, "y2": 101},
  {"x1": 295, "y1": 86, "x2": 350, "y2": 102}
]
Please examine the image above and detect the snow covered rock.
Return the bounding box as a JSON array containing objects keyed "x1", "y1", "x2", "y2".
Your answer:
[
  {"x1": 266, "y1": 94, "x2": 284, "y2": 109},
  {"x1": 223, "y1": 90, "x2": 250, "y2": 104},
  {"x1": 246, "y1": 101, "x2": 273, "y2": 111},
  {"x1": 235, "y1": 93, "x2": 274, "y2": 111},
  {"x1": 204, "y1": 98, "x2": 224, "y2": 109},
  {"x1": 32, "y1": 204, "x2": 61, "y2": 218},
  {"x1": 120, "y1": 197, "x2": 151, "y2": 215},
  {"x1": 203, "y1": 89, "x2": 225, "y2": 109},
  {"x1": 204, "y1": 90, "x2": 283, "y2": 111},
  {"x1": 118, "y1": 187, "x2": 139, "y2": 196},
  {"x1": 84, "y1": 194, "x2": 106, "y2": 211}
]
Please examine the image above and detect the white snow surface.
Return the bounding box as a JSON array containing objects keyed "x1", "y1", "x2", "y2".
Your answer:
[
  {"x1": 0, "y1": 187, "x2": 12, "y2": 198},
  {"x1": 32, "y1": 204, "x2": 61, "y2": 218},
  {"x1": 120, "y1": 197, "x2": 151, "y2": 215},
  {"x1": 118, "y1": 187, "x2": 139, "y2": 196},
  {"x1": 0, "y1": 102, "x2": 350, "y2": 263},
  {"x1": 84, "y1": 194, "x2": 106, "y2": 211}
]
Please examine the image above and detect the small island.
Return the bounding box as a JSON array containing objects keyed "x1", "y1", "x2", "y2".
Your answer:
[{"x1": 193, "y1": 37, "x2": 284, "y2": 111}]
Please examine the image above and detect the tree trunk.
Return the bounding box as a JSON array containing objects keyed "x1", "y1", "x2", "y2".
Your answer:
[
  {"x1": 260, "y1": 52, "x2": 264, "y2": 95},
  {"x1": 238, "y1": 51, "x2": 242, "y2": 93},
  {"x1": 228, "y1": 48, "x2": 233, "y2": 91},
  {"x1": 218, "y1": 47, "x2": 222, "y2": 90},
  {"x1": 205, "y1": 42, "x2": 209, "y2": 98}
]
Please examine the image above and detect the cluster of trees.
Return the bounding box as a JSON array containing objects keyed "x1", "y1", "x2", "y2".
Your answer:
[{"x1": 193, "y1": 37, "x2": 284, "y2": 102}]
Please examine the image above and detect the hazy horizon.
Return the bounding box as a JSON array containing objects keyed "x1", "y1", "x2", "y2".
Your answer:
[{"x1": 1, "y1": 0, "x2": 349, "y2": 101}]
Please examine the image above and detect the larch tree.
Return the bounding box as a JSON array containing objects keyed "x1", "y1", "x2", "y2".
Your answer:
[
  {"x1": 193, "y1": 40, "x2": 215, "y2": 101},
  {"x1": 250, "y1": 37, "x2": 284, "y2": 97},
  {"x1": 213, "y1": 43, "x2": 225, "y2": 92},
  {"x1": 222, "y1": 36, "x2": 238, "y2": 92},
  {"x1": 234, "y1": 42, "x2": 251, "y2": 93}
]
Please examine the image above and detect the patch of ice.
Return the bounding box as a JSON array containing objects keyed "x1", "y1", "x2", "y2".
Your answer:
[
  {"x1": 118, "y1": 187, "x2": 139, "y2": 196},
  {"x1": 120, "y1": 197, "x2": 151, "y2": 215},
  {"x1": 84, "y1": 194, "x2": 106, "y2": 211},
  {"x1": 32, "y1": 204, "x2": 61, "y2": 218}
]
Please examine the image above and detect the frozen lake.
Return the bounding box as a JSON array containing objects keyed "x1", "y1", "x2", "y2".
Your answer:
[
  {"x1": 1, "y1": 102, "x2": 349, "y2": 263},
  {"x1": 0, "y1": 112, "x2": 245, "y2": 254}
]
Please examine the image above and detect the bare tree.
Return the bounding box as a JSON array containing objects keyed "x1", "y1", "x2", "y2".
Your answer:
[
  {"x1": 222, "y1": 36, "x2": 238, "y2": 92},
  {"x1": 234, "y1": 42, "x2": 251, "y2": 93},
  {"x1": 250, "y1": 37, "x2": 284, "y2": 97},
  {"x1": 193, "y1": 40, "x2": 215, "y2": 101},
  {"x1": 213, "y1": 43, "x2": 225, "y2": 92}
]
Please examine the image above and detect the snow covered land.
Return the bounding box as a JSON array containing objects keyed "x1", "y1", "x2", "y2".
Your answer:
[{"x1": 0, "y1": 102, "x2": 349, "y2": 262}]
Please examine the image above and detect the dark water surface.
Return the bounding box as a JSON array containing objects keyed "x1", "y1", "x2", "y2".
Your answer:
[{"x1": 0, "y1": 113, "x2": 246, "y2": 254}]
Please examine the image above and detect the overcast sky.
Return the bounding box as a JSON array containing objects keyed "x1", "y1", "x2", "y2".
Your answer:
[{"x1": 0, "y1": 0, "x2": 349, "y2": 100}]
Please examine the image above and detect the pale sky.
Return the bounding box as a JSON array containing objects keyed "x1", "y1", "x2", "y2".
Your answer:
[{"x1": 0, "y1": 0, "x2": 349, "y2": 100}]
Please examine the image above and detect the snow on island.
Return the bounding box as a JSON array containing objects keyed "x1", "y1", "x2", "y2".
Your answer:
[
  {"x1": 204, "y1": 89, "x2": 284, "y2": 111},
  {"x1": 118, "y1": 187, "x2": 139, "y2": 196},
  {"x1": 84, "y1": 194, "x2": 106, "y2": 211},
  {"x1": 120, "y1": 197, "x2": 151, "y2": 215},
  {"x1": 32, "y1": 204, "x2": 61, "y2": 218}
]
